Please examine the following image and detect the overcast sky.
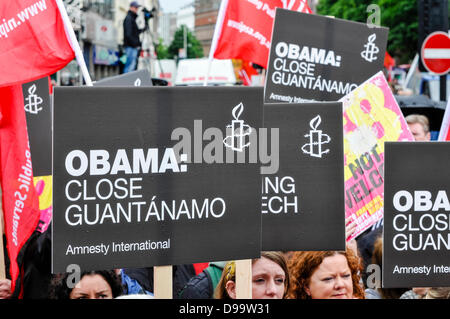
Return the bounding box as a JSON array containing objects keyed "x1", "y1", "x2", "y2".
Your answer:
[{"x1": 159, "y1": 0, "x2": 194, "y2": 13}]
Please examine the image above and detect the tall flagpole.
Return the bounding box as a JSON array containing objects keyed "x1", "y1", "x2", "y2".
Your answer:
[
  {"x1": 55, "y1": 0, "x2": 93, "y2": 86},
  {"x1": 203, "y1": 0, "x2": 229, "y2": 86}
]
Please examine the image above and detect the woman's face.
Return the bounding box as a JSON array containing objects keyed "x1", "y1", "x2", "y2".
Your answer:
[
  {"x1": 252, "y1": 257, "x2": 286, "y2": 299},
  {"x1": 305, "y1": 254, "x2": 353, "y2": 299},
  {"x1": 69, "y1": 274, "x2": 113, "y2": 299}
]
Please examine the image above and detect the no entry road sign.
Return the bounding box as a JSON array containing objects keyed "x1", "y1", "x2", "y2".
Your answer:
[{"x1": 421, "y1": 31, "x2": 450, "y2": 75}]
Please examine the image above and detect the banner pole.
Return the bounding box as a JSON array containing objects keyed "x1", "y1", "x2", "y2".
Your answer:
[
  {"x1": 154, "y1": 265, "x2": 172, "y2": 299},
  {"x1": 203, "y1": 0, "x2": 229, "y2": 86},
  {"x1": 55, "y1": 0, "x2": 93, "y2": 87},
  {"x1": 235, "y1": 259, "x2": 252, "y2": 299}
]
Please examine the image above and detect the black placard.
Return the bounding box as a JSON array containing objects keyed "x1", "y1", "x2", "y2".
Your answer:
[
  {"x1": 264, "y1": 9, "x2": 388, "y2": 103},
  {"x1": 383, "y1": 142, "x2": 450, "y2": 288},
  {"x1": 262, "y1": 102, "x2": 345, "y2": 251},
  {"x1": 22, "y1": 77, "x2": 52, "y2": 176},
  {"x1": 52, "y1": 86, "x2": 263, "y2": 273},
  {"x1": 94, "y1": 69, "x2": 153, "y2": 87}
]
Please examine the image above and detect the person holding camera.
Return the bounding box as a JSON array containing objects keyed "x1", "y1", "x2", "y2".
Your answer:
[{"x1": 123, "y1": 1, "x2": 145, "y2": 73}]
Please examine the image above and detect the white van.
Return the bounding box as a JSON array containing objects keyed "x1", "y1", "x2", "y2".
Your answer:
[
  {"x1": 151, "y1": 59, "x2": 177, "y2": 86},
  {"x1": 175, "y1": 58, "x2": 237, "y2": 86}
]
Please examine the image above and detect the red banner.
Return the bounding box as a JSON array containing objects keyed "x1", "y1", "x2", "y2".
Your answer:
[
  {"x1": 213, "y1": 0, "x2": 311, "y2": 69},
  {"x1": 0, "y1": 0, "x2": 74, "y2": 87},
  {"x1": 0, "y1": 85, "x2": 40, "y2": 294}
]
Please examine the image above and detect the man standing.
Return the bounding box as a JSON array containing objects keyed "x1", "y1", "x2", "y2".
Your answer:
[
  {"x1": 123, "y1": 1, "x2": 144, "y2": 73},
  {"x1": 405, "y1": 114, "x2": 431, "y2": 141}
]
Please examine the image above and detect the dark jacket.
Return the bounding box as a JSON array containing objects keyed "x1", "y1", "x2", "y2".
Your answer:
[
  {"x1": 123, "y1": 264, "x2": 196, "y2": 298},
  {"x1": 123, "y1": 10, "x2": 142, "y2": 48},
  {"x1": 177, "y1": 262, "x2": 225, "y2": 299}
]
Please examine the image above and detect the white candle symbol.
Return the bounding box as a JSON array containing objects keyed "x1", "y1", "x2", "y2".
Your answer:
[
  {"x1": 223, "y1": 102, "x2": 252, "y2": 152},
  {"x1": 24, "y1": 84, "x2": 43, "y2": 114},
  {"x1": 231, "y1": 103, "x2": 244, "y2": 151},
  {"x1": 301, "y1": 115, "x2": 331, "y2": 158}
]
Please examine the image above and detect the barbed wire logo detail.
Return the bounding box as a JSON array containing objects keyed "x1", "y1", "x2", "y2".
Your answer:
[
  {"x1": 361, "y1": 33, "x2": 379, "y2": 63},
  {"x1": 223, "y1": 102, "x2": 252, "y2": 152},
  {"x1": 134, "y1": 78, "x2": 141, "y2": 86},
  {"x1": 24, "y1": 84, "x2": 43, "y2": 115},
  {"x1": 301, "y1": 115, "x2": 331, "y2": 158}
]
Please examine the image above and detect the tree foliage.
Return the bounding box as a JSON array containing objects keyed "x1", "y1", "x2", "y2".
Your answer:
[
  {"x1": 316, "y1": 0, "x2": 419, "y2": 64},
  {"x1": 168, "y1": 25, "x2": 204, "y2": 59},
  {"x1": 155, "y1": 38, "x2": 169, "y2": 60}
]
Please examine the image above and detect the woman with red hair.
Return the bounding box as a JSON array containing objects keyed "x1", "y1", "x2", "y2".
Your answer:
[{"x1": 287, "y1": 250, "x2": 365, "y2": 299}]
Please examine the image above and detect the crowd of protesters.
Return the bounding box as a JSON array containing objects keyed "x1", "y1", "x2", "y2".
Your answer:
[{"x1": 0, "y1": 112, "x2": 448, "y2": 300}]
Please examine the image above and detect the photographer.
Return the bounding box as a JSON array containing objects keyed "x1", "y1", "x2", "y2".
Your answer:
[{"x1": 122, "y1": 1, "x2": 146, "y2": 73}]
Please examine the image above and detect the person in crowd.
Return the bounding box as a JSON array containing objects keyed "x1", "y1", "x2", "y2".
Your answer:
[
  {"x1": 177, "y1": 261, "x2": 226, "y2": 299},
  {"x1": 364, "y1": 236, "x2": 409, "y2": 299},
  {"x1": 48, "y1": 270, "x2": 123, "y2": 299},
  {"x1": 121, "y1": 263, "x2": 202, "y2": 298},
  {"x1": 287, "y1": 250, "x2": 365, "y2": 299},
  {"x1": 423, "y1": 287, "x2": 450, "y2": 299},
  {"x1": 405, "y1": 114, "x2": 431, "y2": 141},
  {"x1": 400, "y1": 287, "x2": 431, "y2": 299},
  {"x1": 214, "y1": 251, "x2": 290, "y2": 299},
  {"x1": 0, "y1": 279, "x2": 11, "y2": 299},
  {"x1": 122, "y1": 1, "x2": 145, "y2": 73},
  {"x1": 115, "y1": 293, "x2": 154, "y2": 299}
]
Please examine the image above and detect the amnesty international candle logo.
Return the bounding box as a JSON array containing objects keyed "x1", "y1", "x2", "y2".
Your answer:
[
  {"x1": 361, "y1": 34, "x2": 380, "y2": 63},
  {"x1": 24, "y1": 84, "x2": 43, "y2": 114},
  {"x1": 301, "y1": 115, "x2": 331, "y2": 158},
  {"x1": 223, "y1": 102, "x2": 252, "y2": 152},
  {"x1": 134, "y1": 78, "x2": 141, "y2": 86}
]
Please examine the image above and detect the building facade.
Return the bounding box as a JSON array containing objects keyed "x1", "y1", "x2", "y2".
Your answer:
[{"x1": 194, "y1": 0, "x2": 220, "y2": 57}]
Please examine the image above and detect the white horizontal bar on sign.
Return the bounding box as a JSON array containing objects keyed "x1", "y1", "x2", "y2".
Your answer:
[{"x1": 423, "y1": 48, "x2": 450, "y2": 59}]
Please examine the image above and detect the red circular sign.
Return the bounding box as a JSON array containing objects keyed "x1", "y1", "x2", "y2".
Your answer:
[{"x1": 421, "y1": 31, "x2": 450, "y2": 75}]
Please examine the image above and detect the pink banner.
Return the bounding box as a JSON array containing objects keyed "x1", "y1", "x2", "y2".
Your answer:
[{"x1": 340, "y1": 71, "x2": 414, "y2": 240}]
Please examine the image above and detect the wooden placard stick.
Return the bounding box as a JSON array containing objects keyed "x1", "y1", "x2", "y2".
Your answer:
[
  {"x1": 235, "y1": 259, "x2": 252, "y2": 299},
  {"x1": 154, "y1": 265, "x2": 172, "y2": 299}
]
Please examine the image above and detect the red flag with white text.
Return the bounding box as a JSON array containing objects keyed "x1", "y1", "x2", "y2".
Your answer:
[
  {"x1": 0, "y1": 0, "x2": 74, "y2": 87},
  {"x1": 213, "y1": 0, "x2": 312, "y2": 69},
  {"x1": 0, "y1": 85, "x2": 40, "y2": 294}
]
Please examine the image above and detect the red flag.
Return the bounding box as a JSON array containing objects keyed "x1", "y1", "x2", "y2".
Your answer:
[
  {"x1": 212, "y1": 0, "x2": 312, "y2": 69},
  {"x1": 0, "y1": 85, "x2": 40, "y2": 294},
  {"x1": 0, "y1": 0, "x2": 75, "y2": 87},
  {"x1": 384, "y1": 51, "x2": 395, "y2": 69}
]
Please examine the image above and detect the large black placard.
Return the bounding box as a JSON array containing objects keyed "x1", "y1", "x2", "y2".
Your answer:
[
  {"x1": 22, "y1": 77, "x2": 52, "y2": 176},
  {"x1": 94, "y1": 69, "x2": 153, "y2": 87},
  {"x1": 264, "y1": 9, "x2": 388, "y2": 103},
  {"x1": 52, "y1": 86, "x2": 263, "y2": 273},
  {"x1": 262, "y1": 102, "x2": 345, "y2": 251},
  {"x1": 383, "y1": 142, "x2": 450, "y2": 288}
]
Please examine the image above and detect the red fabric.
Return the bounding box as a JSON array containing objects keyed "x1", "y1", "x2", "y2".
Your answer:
[
  {"x1": 0, "y1": 85, "x2": 40, "y2": 294},
  {"x1": 239, "y1": 61, "x2": 259, "y2": 86},
  {"x1": 213, "y1": 0, "x2": 311, "y2": 69},
  {"x1": 193, "y1": 262, "x2": 209, "y2": 275},
  {"x1": 384, "y1": 51, "x2": 395, "y2": 68},
  {"x1": 0, "y1": 0, "x2": 74, "y2": 87}
]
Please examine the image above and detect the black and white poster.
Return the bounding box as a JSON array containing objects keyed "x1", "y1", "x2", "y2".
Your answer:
[
  {"x1": 94, "y1": 69, "x2": 153, "y2": 87},
  {"x1": 52, "y1": 86, "x2": 263, "y2": 273},
  {"x1": 262, "y1": 102, "x2": 345, "y2": 251},
  {"x1": 22, "y1": 76, "x2": 52, "y2": 176},
  {"x1": 264, "y1": 8, "x2": 388, "y2": 103},
  {"x1": 383, "y1": 142, "x2": 450, "y2": 288}
]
